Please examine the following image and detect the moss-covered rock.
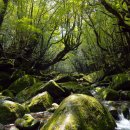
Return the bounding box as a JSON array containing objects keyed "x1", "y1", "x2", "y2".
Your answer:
[
  {"x1": 2, "y1": 89, "x2": 14, "y2": 98},
  {"x1": 83, "y1": 70, "x2": 104, "y2": 83},
  {"x1": 38, "y1": 80, "x2": 66, "y2": 99},
  {"x1": 41, "y1": 94, "x2": 116, "y2": 130},
  {"x1": 59, "y1": 81, "x2": 92, "y2": 95},
  {"x1": 8, "y1": 75, "x2": 39, "y2": 94},
  {"x1": 11, "y1": 70, "x2": 25, "y2": 81},
  {"x1": 0, "y1": 100, "x2": 26, "y2": 124},
  {"x1": 101, "y1": 88, "x2": 119, "y2": 101},
  {"x1": 15, "y1": 114, "x2": 40, "y2": 130},
  {"x1": 54, "y1": 74, "x2": 77, "y2": 83},
  {"x1": 109, "y1": 73, "x2": 130, "y2": 90},
  {"x1": 15, "y1": 82, "x2": 43, "y2": 103},
  {"x1": 24, "y1": 91, "x2": 53, "y2": 112}
]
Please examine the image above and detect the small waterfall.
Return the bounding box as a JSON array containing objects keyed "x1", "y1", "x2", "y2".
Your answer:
[{"x1": 115, "y1": 112, "x2": 130, "y2": 130}]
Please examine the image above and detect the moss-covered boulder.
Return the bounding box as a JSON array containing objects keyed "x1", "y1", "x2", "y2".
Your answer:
[
  {"x1": 83, "y1": 70, "x2": 104, "y2": 83},
  {"x1": 34, "y1": 80, "x2": 67, "y2": 100},
  {"x1": 15, "y1": 82, "x2": 43, "y2": 103},
  {"x1": 41, "y1": 94, "x2": 116, "y2": 130},
  {"x1": 101, "y1": 88, "x2": 119, "y2": 101},
  {"x1": 16, "y1": 80, "x2": 66, "y2": 103},
  {"x1": 11, "y1": 70, "x2": 25, "y2": 81},
  {"x1": 24, "y1": 91, "x2": 53, "y2": 112},
  {"x1": 54, "y1": 74, "x2": 77, "y2": 83},
  {"x1": 109, "y1": 73, "x2": 130, "y2": 91},
  {"x1": 8, "y1": 75, "x2": 39, "y2": 94},
  {"x1": 0, "y1": 100, "x2": 26, "y2": 124},
  {"x1": 15, "y1": 114, "x2": 40, "y2": 130},
  {"x1": 2, "y1": 89, "x2": 14, "y2": 98},
  {"x1": 59, "y1": 81, "x2": 92, "y2": 95}
]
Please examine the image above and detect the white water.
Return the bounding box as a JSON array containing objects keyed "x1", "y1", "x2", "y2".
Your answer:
[{"x1": 115, "y1": 113, "x2": 130, "y2": 130}]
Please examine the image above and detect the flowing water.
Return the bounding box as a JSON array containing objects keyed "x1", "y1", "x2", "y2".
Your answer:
[{"x1": 115, "y1": 113, "x2": 130, "y2": 130}]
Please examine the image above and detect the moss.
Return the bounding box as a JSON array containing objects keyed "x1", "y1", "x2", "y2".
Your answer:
[
  {"x1": 101, "y1": 88, "x2": 119, "y2": 101},
  {"x1": 24, "y1": 91, "x2": 53, "y2": 112},
  {"x1": 83, "y1": 70, "x2": 104, "y2": 83},
  {"x1": 15, "y1": 114, "x2": 40, "y2": 130},
  {"x1": 59, "y1": 81, "x2": 92, "y2": 95},
  {"x1": 0, "y1": 100, "x2": 26, "y2": 124},
  {"x1": 8, "y1": 75, "x2": 39, "y2": 94},
  {"x1": 109, "y1": 73, "x2": 130, "y2": 90},
  {"x1": 16, "y1": 82, "x2": 44, "y2": 103},
  {"x1": 11, "y1": 70, "x2": 25, "y2": 80},
  {"x1": 41, "y1": 94, "x2": 116, "y2": 130},
  {"x1": 2, "y1": 89, "x2": 14, "y2": 98}
]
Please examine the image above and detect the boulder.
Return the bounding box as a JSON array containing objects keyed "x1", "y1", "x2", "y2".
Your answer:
[
  {"x1": 83, "y1": 70, "x2": 104, "y2": 83},
  {"x1": 15, "y1": 82, "x2": 43, "y2": 103},
  {"x1": 109, "y1": 73, "x2": 130, "y2": 91},
  {"x1": 54, "y1": 74, "x2": 77, "y2": 83},
  {"x1": 24, "y1": 91, "x2": 53, "y2": 112},
  {"x1": 15, "y1": 114, "x2": 40, "y2": 130},
  {"x1": 16, "y1": 80, "x2": 66, "y2": 103},
  {"x1": 0, "y1": 100, "x2": 26, "y2": 124},
  {"x1": 59, "y1": 81, "x2": 92, "y2": 95},
  {"x1": 8, "y1": 75, "x2": 39, "y2": 94},
  {"x1": 109, "y1": 107, "x2": 119, "y2": 120},
  {"x1": 41, "y1": 94, "x2": 116, "y2": 130},
  {"x1": 101, "y1": 88, "x2": 119, "y2": 101}
]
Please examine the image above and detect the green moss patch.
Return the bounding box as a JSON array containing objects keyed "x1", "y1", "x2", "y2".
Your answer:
[{"x1": 41, "y1": 94, "x2": 116, "y2": 130}]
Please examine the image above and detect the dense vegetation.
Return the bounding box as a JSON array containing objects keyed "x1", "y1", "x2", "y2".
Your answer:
[
  {"x1": 0, "y1": 0, "x2": 130, "y2": 130},
  {"x1": 0, "y1": 0, "x2": 130, "y2": 74}
]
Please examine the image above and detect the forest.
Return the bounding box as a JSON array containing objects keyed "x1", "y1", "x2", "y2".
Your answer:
[{"x1": 0, "y1": 0, "x2": 130, "y2": 130}]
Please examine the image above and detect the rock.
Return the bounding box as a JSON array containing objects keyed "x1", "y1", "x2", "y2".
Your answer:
[
  {"x1": 24, "y1": 91, "x2": 53, "y2": 112},
  {"x1": 109, "y1": 107, "x2": 119, "y2": 120},
  {"x1": 11, "y1": 70, "x2": 25, "y2": 81},
  {"x1": 54, "y1": 74, "x2": 77, "y2": 83},
  {"x1": 0, "y1": 123, "x2": 4, "y2": 130},
  {"x1": 2, "y1": 89, "x2": 14, "y2": 98},
  {"x1": 15, "y1": 82, "x2": 43, "y2": 103},
  {"x1": 0, "y1": 100, "x2": 26, "y2": 124},
  {"x1": 109, "y1": 73, "x2": 130, "y2": 91},
  {"x1": 59, "y1": 81, "x2": 92, "y2": 96},
  {"x1": 38, "y1": 80, "x2": 66, "y2": 99},
  {"x1": 41, "y1": 94, "x2": 116, "y2": 130},
  {"x1": 8, "y1": 75, "x2": 39, "y2": 94},
  {"x1": 15, "y1": 114, "x2": 40, "y2": 130},
  {"x1": 101, "y1": 88, "x2": 119, "y2": 101},
  {"x1": 16, "y1": 80, "x2": 66, "y2": 103},
  {"x1": 83, "y1": 70, "x2": 104, "y2": 83},
  {"x1": 47, "y1": 103, "x2": 59, "y2": 112},
  {"x1": 121, "y1": 105, "x2": 129, "y2": 118}
]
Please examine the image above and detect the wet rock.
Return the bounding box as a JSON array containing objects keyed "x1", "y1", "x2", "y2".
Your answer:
[
  {"x1": 109, "y1": 107, "x2": 119, "y2": 120},
  {"x1": 41, "y1": 94, "x2": 116, "y2": 130},
  {"x1": 15, "y1": 114, "x2": 40, "y2": 130},
  {"x1": 0, "y1": 123, "x2": 4, "y2": 130},
  {"x1": 47, "y1": 103, "x2": 59, "y2": 112},
  {"x1": 109, "y1": 73, "x2": 130, "y2": 91},
  {"x1": 24, "y1": 91, "x2": 53, "y2": 112},
  {"x1": 121, "y1": 105, "x2": 129, "y2": 119},
  {"x1": 102, "y1": 88, "x2": 119, "y2": 101},
  {"x1": 0, "y1": 100, "x2": 26, "y2": 124}
]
